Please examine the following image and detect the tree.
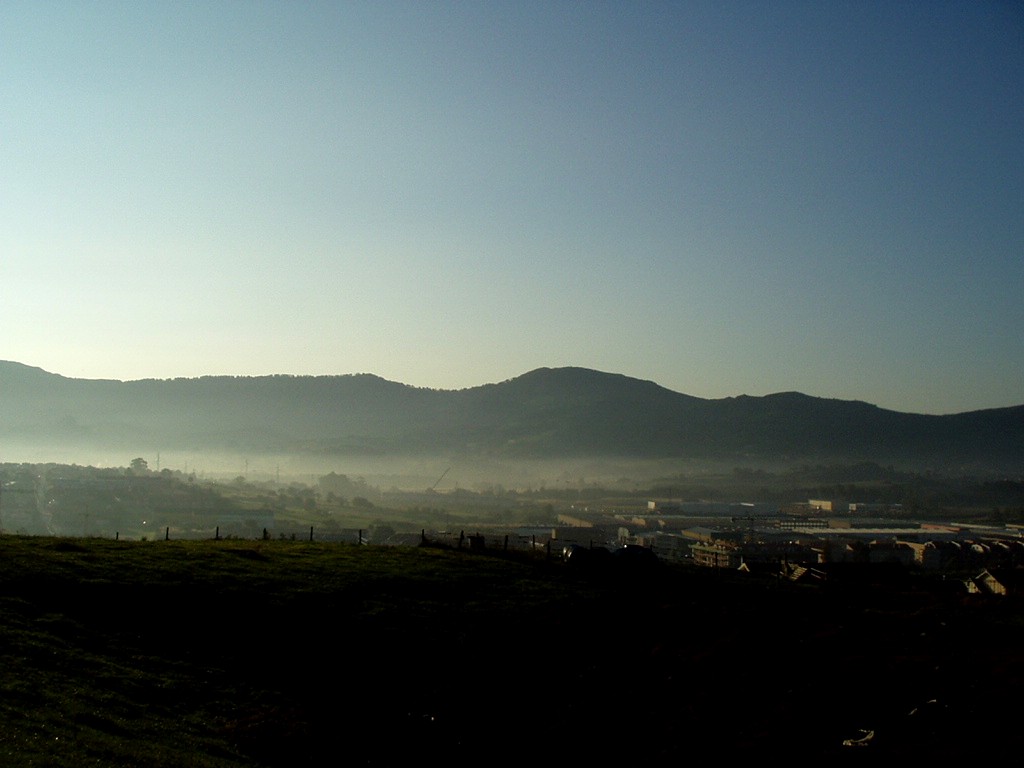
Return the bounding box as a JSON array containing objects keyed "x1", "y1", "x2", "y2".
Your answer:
[{"x1": 129, "y1": 457, "x2": 149, "y2": 474}]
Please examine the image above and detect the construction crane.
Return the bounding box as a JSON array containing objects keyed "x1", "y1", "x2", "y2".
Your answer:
[{"x1": 429, "y1": 467, "x2": 451, "y2": 492}]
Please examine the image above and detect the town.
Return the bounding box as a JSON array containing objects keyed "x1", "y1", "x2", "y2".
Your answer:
[
  {"x1": 547, "y1": 498, "x2": 1024, "y2": 596},
  {"x1": 5, "y1": 460, "x2": 1022, "y2": 597}
]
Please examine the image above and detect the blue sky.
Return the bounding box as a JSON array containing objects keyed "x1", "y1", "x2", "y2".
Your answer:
[{"x1": 2, "y1": 1, "x2": 1021, "y2": 414}]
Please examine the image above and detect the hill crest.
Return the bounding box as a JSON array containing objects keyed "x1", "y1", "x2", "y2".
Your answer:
[{"x1": 1, "y1": 361, "x2": 1021, "y2": 468}]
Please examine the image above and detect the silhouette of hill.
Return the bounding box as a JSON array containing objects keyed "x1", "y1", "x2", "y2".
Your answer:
[{"x1": 2, "y1": 361, "x2": 1022, "y2": 469}]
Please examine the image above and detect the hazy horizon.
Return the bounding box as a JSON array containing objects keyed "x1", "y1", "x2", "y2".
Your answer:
[{"x1": 3, "y1": 3, "x2": 1021, "y2": 415}]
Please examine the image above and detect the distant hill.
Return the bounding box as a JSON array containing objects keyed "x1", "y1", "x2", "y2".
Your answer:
[{"x1": 2, "y1": 361, "x2": 1022, "y2": 469}]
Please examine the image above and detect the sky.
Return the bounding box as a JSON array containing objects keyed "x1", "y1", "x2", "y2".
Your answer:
[{"x1": 2, "y1": 1, "x2": 1022, "y2": 415}]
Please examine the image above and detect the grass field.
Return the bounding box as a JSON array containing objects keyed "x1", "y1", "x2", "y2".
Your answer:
[{"x1": 0, "y1": 535, "x2": 1022, "y2": 765}]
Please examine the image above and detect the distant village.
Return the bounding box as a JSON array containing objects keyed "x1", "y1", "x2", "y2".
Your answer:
[
  {"x1": 3, "y1": 461, "x2": 1024, "y2": 596},
  {"x1": 531, "y1": 498, "x2": 1024, "y2": 597}
]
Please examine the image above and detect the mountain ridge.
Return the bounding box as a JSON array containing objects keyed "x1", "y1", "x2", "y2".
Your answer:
[{"x1": 2, "y1": 360, "x2": 1022, "y2": 468}]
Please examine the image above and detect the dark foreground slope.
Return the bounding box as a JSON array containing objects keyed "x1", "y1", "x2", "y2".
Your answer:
[
  {"x1": 0, "y1": 536, "x2": 1021, "y2": 765},
  {"x1": 2, "y1": 361, "x2": 1023, "y2": 467}
]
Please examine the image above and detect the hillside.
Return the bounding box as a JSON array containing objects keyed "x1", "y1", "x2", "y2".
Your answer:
[
  {"x1": 2, "y1": 361, "x2": 1022, "y2": 469},
  {"x1": 1, "y1": 536, "x2": 1022, "y2": 764}
]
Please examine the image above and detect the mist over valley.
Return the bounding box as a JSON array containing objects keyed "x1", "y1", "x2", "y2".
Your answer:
[{"x1": 3, "y1": 361, "x2": 1022, "y2": 489}]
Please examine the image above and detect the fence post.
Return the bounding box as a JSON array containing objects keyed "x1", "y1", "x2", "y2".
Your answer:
[
  {"x1": 165, "y1": 526, "x2": 169, "y2": 541},
  {"x1": 215, "y1": 526, "x2": 220, "y2": 541},
  {"x1": 309, "y1": 526, "x2": 314, "y2": 542}
]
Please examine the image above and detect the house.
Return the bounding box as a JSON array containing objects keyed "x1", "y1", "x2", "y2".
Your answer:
[
  {"x1": 691, "y1": 541, "x2": 742, "y2": 568},
  {"x1": 866, "y1": 540, "x2": 916, "y2": 566},
  {"x1": 780, "y1": 561, "x2": 828, "y2": 584},
  {"x1": 966, "y1": 568, "x2": 1024, "y2": 596}
]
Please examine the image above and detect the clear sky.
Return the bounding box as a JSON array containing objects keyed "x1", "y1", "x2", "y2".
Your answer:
[{"x1": 2, "y1": 1, "x2": 1021, "y2": 414}]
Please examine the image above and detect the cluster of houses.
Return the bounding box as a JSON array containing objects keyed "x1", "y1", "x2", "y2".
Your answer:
[{"x1": 542, "y1": 498, "x2": 1024, "y2": 596}]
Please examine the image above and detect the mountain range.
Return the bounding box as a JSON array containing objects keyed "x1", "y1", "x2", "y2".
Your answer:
[{"x1": 2, "y1": 361, "x2": 1022, "y2": 471}]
